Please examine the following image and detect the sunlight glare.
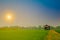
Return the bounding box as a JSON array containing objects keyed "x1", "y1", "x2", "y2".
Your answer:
[{"x1": 4, "y1": 10, "x2": 15, "y2": 23}]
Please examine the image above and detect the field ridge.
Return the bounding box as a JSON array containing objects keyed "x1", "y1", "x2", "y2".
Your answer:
[{"x1": 45, "y1": 30, "x2": 60, "y2": 40}]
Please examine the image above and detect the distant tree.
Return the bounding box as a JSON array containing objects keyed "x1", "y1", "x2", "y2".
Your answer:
[
  {"x1": 50, "y1": 26, "x2": 55, "y2": 30},
  {"x1": 38, "y1": 25, "x2": 41, "y2": 29},
  {"x1": 56, "y1": 26, "x2": 60, "y2": 29},
  {"x1": 44, "y1": 24, "x2": 50, "y2": 30},
  {"x1": 32, "y1": 26, "x2": 37, "y2": 29}
]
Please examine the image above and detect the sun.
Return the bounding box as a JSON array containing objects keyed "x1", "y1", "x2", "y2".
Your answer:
[
  {"x1": 8, "y1": 16, "x2": 11, "y2": 19},
  {"x1": 3, "y1": 10, "x2": 15, "y2": 23},
  {"x1": 7, "y1": 15, "x2": 12, "y2": 20},
  {"x1": 5, "y1": 14, "x2": 13, "y2": 22}
]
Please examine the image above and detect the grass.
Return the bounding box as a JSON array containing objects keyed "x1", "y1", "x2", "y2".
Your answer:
[
  {"x1": 55, "y1": 29, "x2": 60, "y2": 33},
  {"x1": 0, "y1": 27, "x2": 49, "y2": 40}
]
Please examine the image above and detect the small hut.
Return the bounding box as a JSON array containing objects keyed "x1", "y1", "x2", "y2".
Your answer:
[{"x1": 44, "y1": 24, "x2": 50, "y2": 30}]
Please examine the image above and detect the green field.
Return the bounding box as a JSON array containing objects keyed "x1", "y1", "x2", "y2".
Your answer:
[
  {"x1": 0, "y1": 27, "x2": 60, "y2": 40},
  {"x1": 55, "y1": 29, "x2": 60, "y2": 33},
  {"x1": 0, "y1": 28, "x2": 49, "y2": 40}
]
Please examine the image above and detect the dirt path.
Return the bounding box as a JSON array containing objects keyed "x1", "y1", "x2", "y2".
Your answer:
[{"x1": 45, "y1": 30, "x2": 60, "y2": 40}]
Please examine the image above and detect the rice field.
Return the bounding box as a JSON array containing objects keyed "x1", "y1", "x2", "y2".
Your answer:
[
  {"x1": 0, "y1": 27, "x2": 49, "y2": 40},
  {"x1": 55, "y1": 29, "x2": 60, "y2": 33},
  {"x1": 0, "y1": 27, "x2": 60, "y2": 40}
]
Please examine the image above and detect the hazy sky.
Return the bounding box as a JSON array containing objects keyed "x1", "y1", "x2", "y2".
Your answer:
[{"x1": 0, "y1": 0, "x2": 60, "y2": 27}]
